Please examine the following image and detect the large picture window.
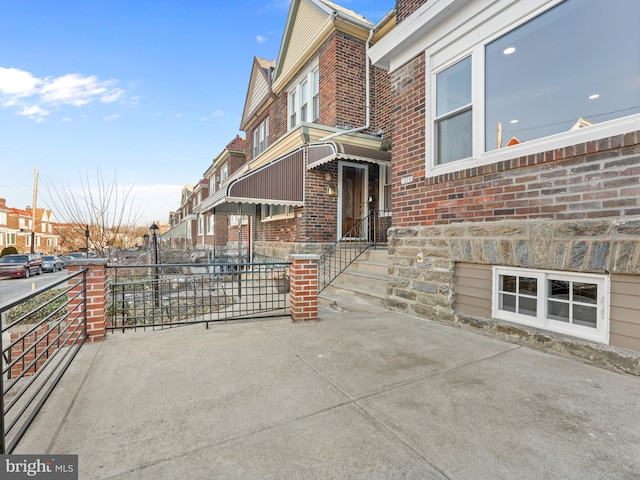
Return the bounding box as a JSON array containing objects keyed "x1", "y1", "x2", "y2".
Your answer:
[
  {"x1": 492, "y1": 267, "x2": 609, "y2": 344},
  {"x1": 485, "y1": 0, "x2": 640, "y2": 152},
  {"x1": 431, "y1": 0, "x2": 640, "y2": 174}
]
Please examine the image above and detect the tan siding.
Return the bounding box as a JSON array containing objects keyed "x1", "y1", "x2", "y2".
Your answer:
[
  {"x1": 249, "y1": 75, "x2": 269, "y2": 116},
  {"x1": 455, "y1": 263, "x2": 492, "y2": 319},
  {"x1": 610, "y1": 274, "x2": 640, "y2": 352},
  {"x1": 279, "y1": 0, "x2": 325, "y2": 82}
]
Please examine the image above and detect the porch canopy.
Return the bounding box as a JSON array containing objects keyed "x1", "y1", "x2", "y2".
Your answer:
[
  {"x1": 196, "y1": 147, "x2": 305, "y2": 215},
  {"x1": 161, "y1": 221, "x2": 188, "y2": 240},
  {"x1": 306, "y1": 141, "x2": 391, "y2": 170}
]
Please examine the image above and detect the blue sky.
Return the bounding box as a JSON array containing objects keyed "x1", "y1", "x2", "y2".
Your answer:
[{"x1": 0, "y1": 0, "x2": 392, "y2": 225}]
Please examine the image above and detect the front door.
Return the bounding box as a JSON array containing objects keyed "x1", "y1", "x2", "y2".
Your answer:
[{"x1": 338, "y1": 162, "x2": 368, "y2": 238}]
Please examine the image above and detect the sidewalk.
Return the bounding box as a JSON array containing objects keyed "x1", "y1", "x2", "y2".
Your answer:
[{"x1": 15, "y1": 309, "x2": 640, "y2": 479}]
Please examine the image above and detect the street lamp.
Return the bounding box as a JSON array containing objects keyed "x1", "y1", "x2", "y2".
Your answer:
[
  {"x1": 149, "y1": 223, "x2": 160, "y2": 308},
  {"x1": 149, "y1": 223, "x2": 159, "y2": 265}
]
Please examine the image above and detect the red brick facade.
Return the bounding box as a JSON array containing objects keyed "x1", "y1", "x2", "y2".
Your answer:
[{"x1": 396, "y1": 0, "x2": 430, "y2": 23}]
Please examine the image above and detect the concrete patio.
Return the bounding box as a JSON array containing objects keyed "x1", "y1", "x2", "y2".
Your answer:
[{"x1": 15, "y1": 308, "x2": 640, "y2": 479}]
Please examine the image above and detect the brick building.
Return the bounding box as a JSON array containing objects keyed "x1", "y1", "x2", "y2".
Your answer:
[
  {"x1": 370, "y1": 0, "x2": 640, "y2": 355},
  {"x1": 0, "y1": 198, "x2": 60, "y2": 254},
  {"x1": 195, "y1": 0, "x2": 395, "y2": 262}
]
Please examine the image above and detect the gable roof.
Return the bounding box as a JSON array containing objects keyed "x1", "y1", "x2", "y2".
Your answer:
[
  {"x1": 240, "y1": 57, "x2": 276, "y2": 130},
  {"x1": 272, "y1": 0, "x2": 374, "y2": 93}
]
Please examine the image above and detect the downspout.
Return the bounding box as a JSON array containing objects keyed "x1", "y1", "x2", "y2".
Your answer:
[{"x1": 319, "y1": 22, "x2": 374, "y2": 142}]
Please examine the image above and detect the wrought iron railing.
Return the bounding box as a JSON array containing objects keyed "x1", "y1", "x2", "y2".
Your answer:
[
  {"x1": 318, "y1": 209, "x2": 391, "y2": 293},
  {"x1": 107, "y1": 262, "x2": 290, "y2": 332},
  {"x1": 0, "y1": 270, "x2": 88, "y2": 453}
]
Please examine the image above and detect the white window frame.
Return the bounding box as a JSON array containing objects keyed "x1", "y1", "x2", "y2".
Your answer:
[
  {"x1": 253, "y1": 117, "x2": 269, "y2": 158},
  {"x1": 426, "y1": 0, "x2": 640, "y2": 178},
  {"x1": 220, "y1": 165, "x2": 228, "y2": 182},
  {"x1": 0, "y1": 212, "x2": 6, "y2": 225},
  {"x1": 492, "y1": 266, "x2": 610, "y2": 344},
  {"x1": 209, "y1": 176, "x2": 216, "y2": 193},
  {"x1": 206, "y1": 215, "x2": 214, "y2": 235},
  {"x1": 378, "y1": 164, "x2": 392, "y2": 215},
  {"x1": 198, "y1": 215, "x2": 204, "y2": 235},
  {"x1": 262, "y1": 205, "x2": 295, "y2": 222},
  {"x1": 7, "y1": 233, "x2": 16, "y2": 245},
  {"x1": 288, "y1": 63, "x2": 320, "y2": 130}
]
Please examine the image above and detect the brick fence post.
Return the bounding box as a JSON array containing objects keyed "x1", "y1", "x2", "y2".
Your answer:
[
  {"x1": 67, "y1": 258, "x2": 109, "y2": 342},
  {"x1": 289, "y1": 254, "x2": 320, "y2": 322}
]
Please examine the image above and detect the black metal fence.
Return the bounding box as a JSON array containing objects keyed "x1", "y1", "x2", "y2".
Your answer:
[
  {"x1": 107, "y1": 262, "x2": 290, "y2": 332},
  {"x1": 0, "y1": 270, "x2": 88, "y2": 453}
]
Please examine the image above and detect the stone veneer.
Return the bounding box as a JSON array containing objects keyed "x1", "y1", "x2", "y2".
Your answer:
[{"x1": 387, "y1": 218, "x2": 640, "y2": 374}]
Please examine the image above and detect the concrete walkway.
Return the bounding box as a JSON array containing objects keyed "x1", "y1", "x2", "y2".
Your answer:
[{"x1": 15, "y1": 309, "x2": 640, "y2": 479}]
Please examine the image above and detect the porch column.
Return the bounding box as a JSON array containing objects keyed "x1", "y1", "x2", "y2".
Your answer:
[
  {"x1": 289, "y1": 254, "x2": 320, "y2": 322},
  {"x1": 67, "y1": 259, "x2": 109, "y2": 342}
]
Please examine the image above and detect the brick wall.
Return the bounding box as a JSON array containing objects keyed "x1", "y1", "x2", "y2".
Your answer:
[
  {"x1": 393, "y1": 131, "x2": 640, "y2": 227},
  {"x1": 396, "y1": 0, "x2": 430, "y2": 23}
]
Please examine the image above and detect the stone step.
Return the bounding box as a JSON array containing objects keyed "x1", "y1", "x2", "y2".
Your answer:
[{"x1": 319, "y1": 247, "x2": 389, "y2": 314}]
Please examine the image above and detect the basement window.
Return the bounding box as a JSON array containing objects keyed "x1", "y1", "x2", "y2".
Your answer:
[{"x1": 492, "y1": 267, "x2": 609, "y2": 344}]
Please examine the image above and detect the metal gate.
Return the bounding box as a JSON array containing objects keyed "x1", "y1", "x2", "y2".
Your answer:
[{"x1": 107, "y1": 262, "x2": 290, "y2": 332}]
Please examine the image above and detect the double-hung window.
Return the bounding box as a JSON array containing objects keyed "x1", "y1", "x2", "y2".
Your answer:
[
  {"x1": 435, "y1": 56, "x2": 472, "y2": 165},
  {"x1": 288, "y1": 65, "x2": 320, "y2": 129},
  {"x1": 492, "y1": 267, "x2": 609, "y2": 344},
  {"x1": 429, "y1": 0, "x2": 640, "y2": 175},
  {"x1": 253, "y1": 117, "x2": 269, "y2": 157}
]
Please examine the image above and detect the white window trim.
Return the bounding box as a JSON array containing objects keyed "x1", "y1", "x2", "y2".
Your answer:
[
  {"x1": 492, "y1": 266, "x2": 610, "y2": 344},
  {"x1": 287, "y1": 63, "x2": 320, "y2": 131},
  {"x1": 425, "y1": 0, "x2": 640, "y2": 178},
  {"x1": 261, "y1": 205, "x2": 295, "y2": 222}
]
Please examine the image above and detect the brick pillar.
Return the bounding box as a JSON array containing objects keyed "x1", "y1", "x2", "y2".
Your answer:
[
  {"x1": 289, "y1": 254, "x2": 320, "y2": 322},
  {"x1": 67, "y1": 259, "x2": 109, "y2": 342}
]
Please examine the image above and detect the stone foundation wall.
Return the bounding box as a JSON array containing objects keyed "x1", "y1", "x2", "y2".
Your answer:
[{"x1": 387, "y1": 217, "x2": 640, "y2": 372}]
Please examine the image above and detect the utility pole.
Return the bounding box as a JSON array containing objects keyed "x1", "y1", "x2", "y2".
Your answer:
[{"x1": 31, "y1": 166, "x2": 39, "y2": 254}]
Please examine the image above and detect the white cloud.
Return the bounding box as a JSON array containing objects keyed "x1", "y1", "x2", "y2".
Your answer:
[
  {"x1": 0, "y1": 66, "x2": 125, "y2": 120},
  {"x1": 200, "y1": 109, "x2": 224, "y2": 121},
  {"x1": 0, "y1": 67, "x2": 40, "y2": 96},
  {"x1": 256, "y1": 35, "x2": 267, "y2": 43},
  {"x1": 104, "y1": 114, "x2": 120, "y2": 121},
  {"x1": 17, "y1": 104, "x2": 49, "y2": 118}
]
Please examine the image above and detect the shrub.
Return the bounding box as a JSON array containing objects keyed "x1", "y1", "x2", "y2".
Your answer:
[
  {"x1": 1, "y1": 246, "x2": 18, "y2": 257},
  {"x1": 5, "y1": 289, "x2": 67, "y2": 325}
]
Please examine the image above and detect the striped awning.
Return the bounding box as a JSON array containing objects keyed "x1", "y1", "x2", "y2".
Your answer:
[
  {"x1": 306, "y1": 141, "x2": 391, "y2": 170},
  {"x1": 196, "y1": 147, "x2": 305, "y2": 215}
]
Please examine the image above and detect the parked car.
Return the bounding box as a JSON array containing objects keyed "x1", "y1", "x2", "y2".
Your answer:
[
  {"x1": 41, "y1": 255, "x2": 63, "y2": 272},
  {"x1": 0, "y1": 254, "x2": 43, "y2": 279},
  {"x1": 60, "y1": 252, "x2": 84, "y2": 268}
]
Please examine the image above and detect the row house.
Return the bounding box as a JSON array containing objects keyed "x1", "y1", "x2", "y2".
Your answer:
[
  {"x1": 0, "y1": 198, "x2": 60, "y2": 254},
  {"x1": 195, "y1": 0, "x2": 395, "y2": 262},
  {"x1": 370, "y1": 0, "x2": 640, "y2": 357},
  {"x1": 163, "y1": 185, "x2": 195, "y2": 248},
  {"x1": 164, "y1": 136, "x2": 250, "y2": 256}
]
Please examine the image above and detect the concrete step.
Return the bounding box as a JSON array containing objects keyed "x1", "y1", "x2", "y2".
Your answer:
[{"x1": 319, "y1": 247, "x2": 389, "y2": 314}]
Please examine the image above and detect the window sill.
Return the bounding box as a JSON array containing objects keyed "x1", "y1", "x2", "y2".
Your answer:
[{"x1": 428, "y1": 114, "x2": 640, "y2": 178}]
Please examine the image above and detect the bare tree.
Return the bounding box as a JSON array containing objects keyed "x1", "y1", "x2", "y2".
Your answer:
[{"x1": 45, "y1": 169, "x2": 143, "y2": 256}]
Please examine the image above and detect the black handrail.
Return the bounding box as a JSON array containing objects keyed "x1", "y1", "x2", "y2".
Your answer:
[
  {"x1": 1, "y1": 269, "x2": 88, "y2": 453},
  {"x1": 318, "y1": 209, "x2": 391, "y2": 293}
]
